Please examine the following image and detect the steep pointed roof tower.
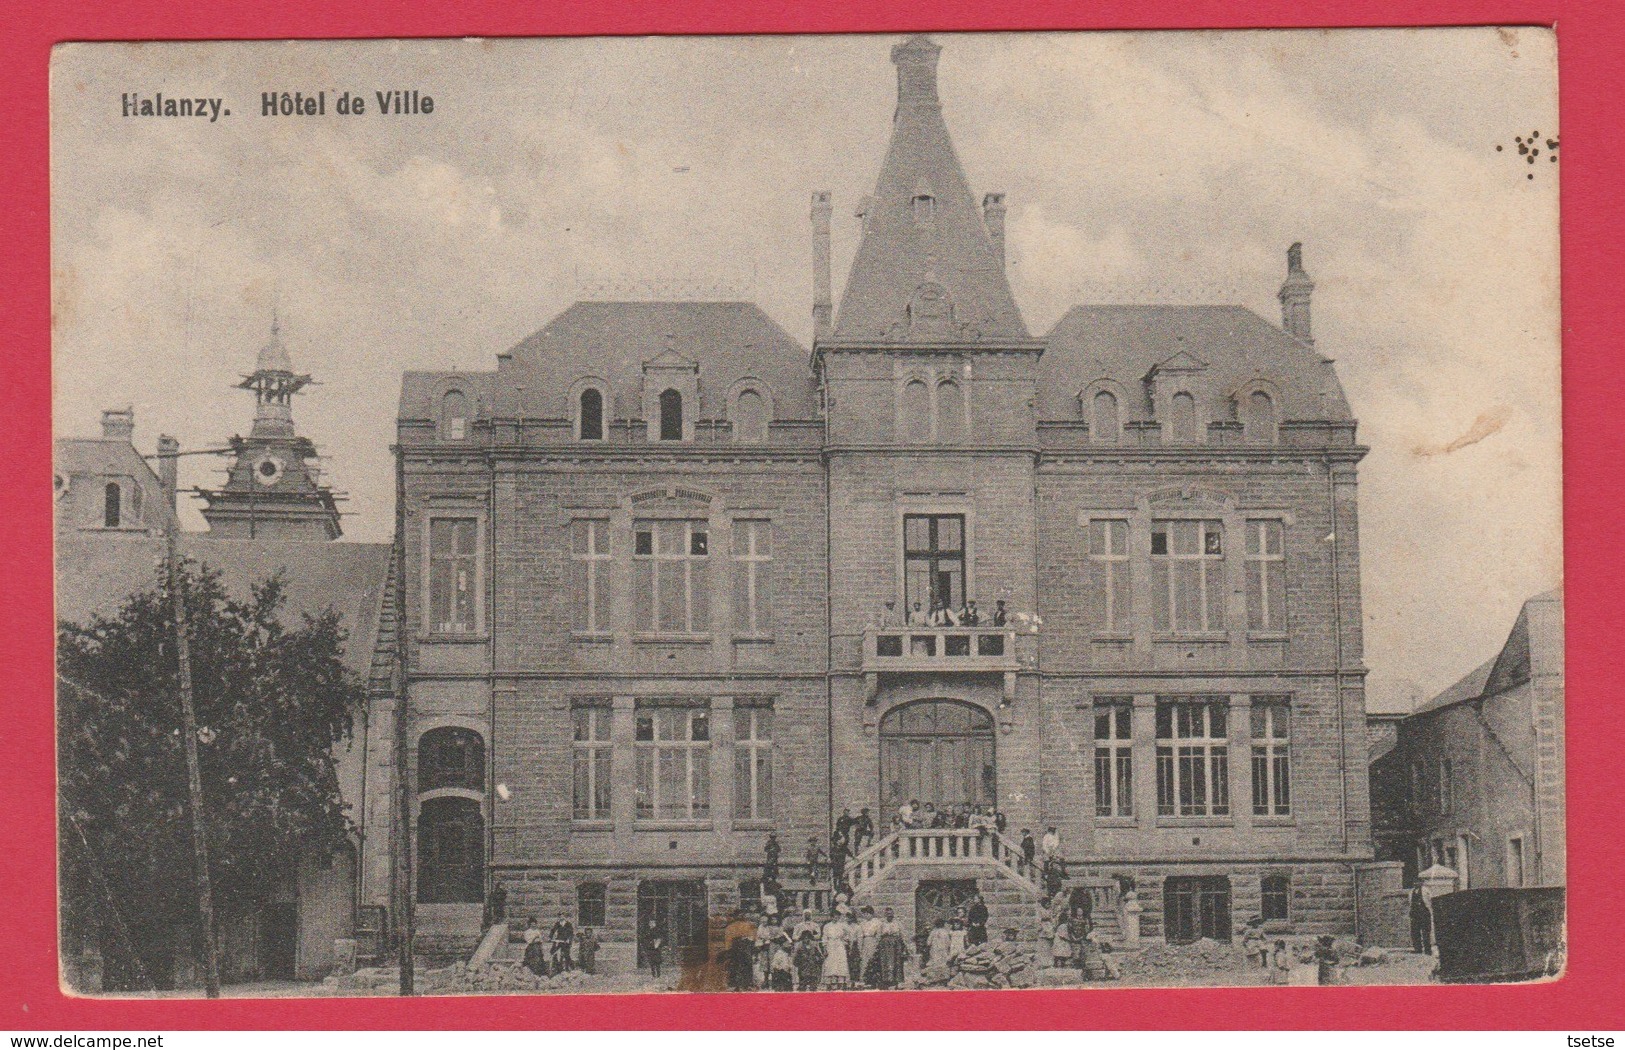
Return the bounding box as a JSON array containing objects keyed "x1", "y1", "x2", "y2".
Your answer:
[{"x1": 828, "y1": 35, "x2": 1031, "y2": 345}]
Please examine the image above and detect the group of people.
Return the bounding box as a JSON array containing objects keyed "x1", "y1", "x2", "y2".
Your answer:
[
  {"x1": 721, "y1": 904, "x2": 911, "y2": 991},
  {"x1": 890, "y1": 799, "x2": 1007, "y2": 836},
  {"x1": 1240, "y1": 917, "x2": 1344, "y2": 985},
  {"x1": 881, "y1": 596, "x2": 1008, "y2": 629},
  {"x1": 520, "y1": 916, "x2": 600, "y2": 977}
]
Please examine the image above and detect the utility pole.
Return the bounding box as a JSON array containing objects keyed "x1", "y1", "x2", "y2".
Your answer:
[
  {"x1": 393, "y1": 446, "x2": 415, "y2": 995},
  {"x1": 165, "y1": 500, "x2": 221, "y2": 998}
]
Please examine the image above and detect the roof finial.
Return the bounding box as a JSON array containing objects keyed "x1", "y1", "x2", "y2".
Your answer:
[{"x1": 891, "y1": 34, "x2": 942, "y2": 111}]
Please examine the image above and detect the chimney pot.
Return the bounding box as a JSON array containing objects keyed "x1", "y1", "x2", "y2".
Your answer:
[
  {"x1": 983, "y1": 193, "x2": 1008, "y2": 272},
  {"x1": 1278, "y1": 241, "x2": 1315, "y2": 344},
  {"x1": 101, "y1": 407, "x2": 135, "y2": 441},
  {"x1": 811, "y1": 191, "x2": 833, "y2": 341}
]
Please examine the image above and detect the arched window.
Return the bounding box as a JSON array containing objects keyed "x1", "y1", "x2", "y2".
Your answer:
[
  {"x1": 1243, "y1": 390, "x2": 1277, "y2": 445},
  {"x1": 418, "y1": 726, "x2": 485, "y2": 792},
  {"x1": 879, "y1": 699, "x2": 995, "y2": 815},
  {"x1": 1092, "y1": 390, "x2": 1121, "y2": 445},
  {"x1": 734, "y1": 389, "x2": 767, "y2": 443},
  {"x1": 441, "y1": 390, "x2": 468, "y2": 441},
  {"x1": 417, "y1": 796, "x2": 484, "y2": 904},
  {"x1": 103, "y1": 482, "x2": 121, "y2": 528},
  {"x1": 1170, "y1": 392, "x2": 1198, "y2": 444},
  {"x1": 901, "y1": 380, "x2": 931, "y2": 442},
  {"x1": 658, "y1": 388, "x2": 683, "y2": 442},
  {"x1": 936, "y1": 381, "x2": 965, "y2": 443},
  {"x1": 578, "y1": 387, "x2": 604, "y2": 441}
]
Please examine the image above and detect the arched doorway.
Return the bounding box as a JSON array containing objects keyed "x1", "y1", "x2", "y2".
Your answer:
[{"x1": 879, "y1": 699, "x2": 995, "y2": 817}]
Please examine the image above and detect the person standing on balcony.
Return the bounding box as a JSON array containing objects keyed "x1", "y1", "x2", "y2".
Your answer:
[
  {"x1": 907, "y1": 600, "x2": 929, "y2": 626},
  {"x1": 991, "y1": 600, "x2": 1008, "y2": 626},
  {"x1": 966, "y1": 892, "x2": 990, "y2": 946},
  {"x1": 1041, "y1": 825, "x2": 1061, "y2": 860},
  {"x1": 877, "y1": 598, "x2": 900, "y2": 629},
  {"x1": 960, "y1": 599, "x2": 980, "y2": 625}
]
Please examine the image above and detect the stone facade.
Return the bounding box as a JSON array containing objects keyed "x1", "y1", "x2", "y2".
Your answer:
[{"x1": 392, "y1": 34, "x2": 1372, "y2": 966}]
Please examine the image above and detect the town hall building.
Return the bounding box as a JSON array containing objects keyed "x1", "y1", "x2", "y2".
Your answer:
[{"x1": 393, "y1": 35, "x2": 1372, "y2": 969}]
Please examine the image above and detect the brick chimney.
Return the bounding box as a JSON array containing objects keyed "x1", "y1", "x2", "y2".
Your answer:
[
  {"x1": 1278, "y1": 242, "x2": 1315, "y2": 344},
  {"x1": 157, "y1": 434, "x2": 179, "y2": 513},
  {"x1": 891, "y1": 35, "x2": 942, "y2": 111},
  {"x1": 811, "y1": 190, "x2": 833, "y2": 341},
  {"x1": 101, "y1": 407, "x2": 134, "y2": 441},
  {"x1": 983, "y1": 193, "x2": 1007, "y2": 271}
]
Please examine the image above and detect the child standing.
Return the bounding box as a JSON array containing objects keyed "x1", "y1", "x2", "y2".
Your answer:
[{"x1": 1270, "y1": 939, "x2": 1292, "y2": 986}]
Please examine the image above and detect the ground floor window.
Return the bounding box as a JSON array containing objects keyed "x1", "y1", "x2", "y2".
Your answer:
[
  {"x1": 1163, "y1": 875, "x2": 1232, "y2": 944},
  {"x1": 577, "y1": 882, "x2": 606, "y2": 927},
  {"x1": 1261, "y1": 873, "x2": 1291, "y2": 922}
]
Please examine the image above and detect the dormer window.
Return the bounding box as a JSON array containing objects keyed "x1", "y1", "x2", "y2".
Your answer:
[
  {"x1": 658, "y1": 388, "x2": 684, "y2": 442},
  {"x1": 441, "y1": 390, "x2": 468, "y2": 441},
  {"x1": 103, "y1": 482, "x2": 121, "y2": 528},
  {"x1": 734, "y1": 389, "x2": 768, "y2": 443},
  {"x1": 1169, "y1": 392, "x2": 1200, "y2": 445},
  {"x1": 578, "y1": 387, "x2": 604, "y2": 441},
  {"x1": 1091, "y1": 390, "x2": 1121, "y2": 445},
  {"x1": 1243, "y1": 390, "x2": 1278, "y2": 445},
  {"x1": 912, "y1": 194, "x2": 937, "y2": 221}
]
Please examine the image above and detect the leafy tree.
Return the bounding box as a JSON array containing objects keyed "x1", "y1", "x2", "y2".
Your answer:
[{"x1": 58, "y1": 559, "x2": 366, "y2": 990}]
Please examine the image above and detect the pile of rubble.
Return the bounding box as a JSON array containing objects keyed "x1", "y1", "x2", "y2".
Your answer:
[
  {"x1": 911, "y1": 940, "x2": 1038, "y2": 990},
  {"x1": 325, "y1": 961, "x2": 602, "y2": 995},
  {"x1": 1117, "y1": 938, "x2": 1246, "y2": 983}
]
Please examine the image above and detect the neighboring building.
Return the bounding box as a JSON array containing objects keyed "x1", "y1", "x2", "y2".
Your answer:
[
  {"x1": 55, "y1": 333, "x2": 396, "y2": 988},
  {"x1": 1370, "y1": 589, "x2": 1565, "y2": 891},
  {"x1": 394, "y1": 35, "x2": 1372, "y2": 967}
]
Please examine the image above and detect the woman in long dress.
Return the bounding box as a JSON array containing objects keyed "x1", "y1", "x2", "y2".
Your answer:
[
  {"x1": 822, "y1": 912, "x2": 851, "y2": 989},
  {"x1": 857, "y1": 906, "x2": 882, "y2": 986},
  {"x1": 793, "y1": 929, "x2": 825, "y2": 991},
  {"x1": 866, "y1": 907, "x2": 909, "y2": 989}
]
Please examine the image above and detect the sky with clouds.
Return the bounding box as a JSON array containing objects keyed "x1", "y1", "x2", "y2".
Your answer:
[{"x1": 51, "y1": 30, "x2": 1560, "y2": 712}]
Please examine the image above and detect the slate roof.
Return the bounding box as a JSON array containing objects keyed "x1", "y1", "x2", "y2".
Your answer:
[
  {"x1": 400, "y1": 300, "x2": 817, "y2": 424},
  {"x1": 1040, "y1": 304, "x2": 1354, "y2": 423},
  {"x1": 830, "y1": 36, "x2": 1030, "y2": 344},
  {"x1": 1410, "y1": 587, "x2": 1563, "y2": 717},
  {"x1": 56, "y1": 535, "x2": 393, "y2": 681}
]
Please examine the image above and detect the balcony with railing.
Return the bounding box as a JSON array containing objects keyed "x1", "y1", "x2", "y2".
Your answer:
[
  {"x1": 861, "y1": 626, "x2": 1021, "y2": 703},
  {"x1": 845, "y1": 827, "x2": 1040, "y2": 897}
]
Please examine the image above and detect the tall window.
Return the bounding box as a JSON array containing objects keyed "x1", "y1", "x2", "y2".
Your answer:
[
  {"x1": 1094, "y1": 701, "x2": 1133, "y2": 818},
  {"x1": 1438, "y1": 757, "x2": 1453, "y2": 813},
  {"x1": 1169, "y1": 391, "x2": 1199, "y2": 444},
  {"x1": 733, "y1": 707, "x2": 774, "y2": 821},
  {"x1": 731, "y1": 520, "x2": 773, "y2": 637},
  {"x1": 1243, "y1": 390, "x2": 1277, "y2": 445},
  {"x1": 936, "y1": 380, "x2": 965, "y2": 442},
  {"x1": 441, "y1": 390, "x2": 468, "y2": 441},
  {"x1": 1089, "y1": 519, "x2": 1131, "y2": 633},
  {"x1": 428, "y1": 517, "x2": 479, "y2": 634},
  {"x1": 658, "y1": 388, "x2": 683, "y2": 441},
  {"x1": 904, "y1": 513, "x2": 966, "y2": 612},
  {"x1": 1091, "y1": 390, "x2": 1121, "y2": 445},
  {"x1": 633, "y1": 520, "x2": 709, "y2": 635},
  {"x1": 1250, "y1": 699, "x2": 1291, "y2": 816},
  {"x1": 1261, "y1": 873, "x2": 1290, "y2": 921},
  {"x1": 635, "y1": 706, "x2": 711, "y2": 820},
  {"x1": 1156, "y1": 699, "x2": 1230, "y2": 817},
  {"x1": 1245, "y1": 520, "x2": 1286, "y2": 632},
  {"x1": 418, "y1": 726, "x2": 485, "y2": 792},
  {"x1": 103, "y1": 482, "x2": 121, "y2": 528},
  {"x1": 577, "y1": 883, "x2": 607, "y2": 927},
  {"x1": 578, "y1": 387, "x2": 604, "y2": 441},
  {"x1": 1151, "y1": 520, "x2": 1225, "y2": 634},
  {"x1": 569, "y1": 519, "x2": 612, "y2": 634},
  {"x1": 734, "y1": 389, "x2": 767, "y2": 443},
  {"x1": 901, "y1": 380, "x2": 931, "y2": 442},
  {"x1": 572, "y1": 706, "x2": 612, "y2": 820}
]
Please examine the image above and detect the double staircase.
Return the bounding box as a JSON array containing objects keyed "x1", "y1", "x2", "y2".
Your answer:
[{"x1": 846, "y1": 827, "x2": 1041, "y2": 897}]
